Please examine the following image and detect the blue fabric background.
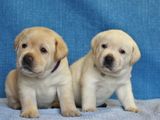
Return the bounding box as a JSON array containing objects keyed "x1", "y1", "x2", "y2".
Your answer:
[{"x1": 0, "y1": 0, "x2": 159, "y2": 99}]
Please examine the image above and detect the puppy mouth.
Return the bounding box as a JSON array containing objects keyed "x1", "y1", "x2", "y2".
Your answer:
[
  {"x1": 22, "y1": 66, "x2": 42, "y2": 74},
  {"x1": 102, "y1": 65, "x2": 123, "y2": 74},
  {"x1": 102, "y1": 66, "x2": 113, "y2": 72},
  {"x1": 23, "y1": 65, "x2": 33, "y2": 72},
  {"x1": 102, "y1": 62, "x2": 114, "y2": 72},
  {"x1": 103, "y1": 65, "x2": 113, "y2": 71}
]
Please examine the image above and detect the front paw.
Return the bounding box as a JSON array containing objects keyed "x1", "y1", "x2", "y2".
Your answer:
[
  {"x1": 62, "y1": 109, "x2": 80, "y2": 117},
  {"x1": 20, "y1": 108, "x2": 39, "y2": 118},
  {"x1": 125, "y1": 107, "x2": 139, "y2": 113},
  {"x1": 82, "y1": 107, "x2": 96, "y2": 112}
]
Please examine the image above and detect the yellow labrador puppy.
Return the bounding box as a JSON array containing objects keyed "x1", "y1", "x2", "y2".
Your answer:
[
  {"x1": 71, "y1": 30, "x2": 141, "y2": 112},
  {"x1": 5, "y1": 27, "x2": 80, "y2": 118}
]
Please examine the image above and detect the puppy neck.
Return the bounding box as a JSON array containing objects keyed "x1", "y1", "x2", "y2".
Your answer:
[{"x1": 51, "y1": 60, "x2": 61, "y2": 73}]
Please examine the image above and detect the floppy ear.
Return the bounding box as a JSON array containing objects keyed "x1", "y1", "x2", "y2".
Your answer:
[
  {"x1": 130, "y1": 40, "x2": 141, "y2": 65},
  {"x1": 54, "y1": 36, "x2": 68, "y2": 61},
  {"x1": 14, "y1": 29, "x2": 28, "y2": 50},
  {"x1": 91, "y1": 32, "x2": 103, "y2": 55},
  {"x1": 14, "y1": 33, "x2": 23, "y2": 50},
  {"x1": 91, "y1": 37, "x2": 98, "y2": 55}
]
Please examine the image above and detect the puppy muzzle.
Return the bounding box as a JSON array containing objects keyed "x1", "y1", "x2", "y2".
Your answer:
[
  {"x1": 103, "y1": 54, "x2": 114, "y2": 70},
  {"x1": 22, "y1": 54, "x2": 33, "y2": 71}
]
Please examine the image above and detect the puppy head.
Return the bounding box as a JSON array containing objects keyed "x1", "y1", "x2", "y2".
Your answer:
[
  {"x1": 91, "y1": 30, "x2": 141, "y2": 76},
  {"x1": 15, "y1": 27, "x2": 68, "y2": 77}
]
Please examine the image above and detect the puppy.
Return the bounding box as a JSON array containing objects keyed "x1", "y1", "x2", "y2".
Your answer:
[
  {"x1": 71, "y1": 30, "x2": 141, "y2": 112},
  {"x1": 5, "y1": 27, "x2": 80, "y2": 118}
]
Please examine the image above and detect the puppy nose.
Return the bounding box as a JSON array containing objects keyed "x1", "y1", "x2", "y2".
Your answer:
[
  {"x1": 104, "y1": 54, "x2": 114, "y2": 68},
  {"x1": 22, "y1": 54, "x2": 33, "y2": 67}
]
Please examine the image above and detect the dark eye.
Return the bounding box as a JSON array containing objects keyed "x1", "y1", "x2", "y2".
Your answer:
[
  {"x1": 40, "y1": 47, "x2": 47, "y2": 54},
  {"x1": 101, "y1": 44, "x2": 107, "y2": 49},
  {"x1": 119, "y1": 49, "x2": 126, "y2": 54},
  {"x1": 22, "y1": 43, "x2": 27, "y2": 48}
]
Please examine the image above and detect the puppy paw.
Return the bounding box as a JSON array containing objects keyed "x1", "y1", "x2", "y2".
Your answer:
[
  {"x1": 125, "y1": 107, "x2": 139, "y2": 113},
  {"x1": 62, "y1": 109, "x2": 80, "y2": 117},
  {"x1": 20, "y1": 108, "x2": 39, "y2": 118},
  {"x1": 82, "y1": 107, "x2": 96, "y2": 112}
]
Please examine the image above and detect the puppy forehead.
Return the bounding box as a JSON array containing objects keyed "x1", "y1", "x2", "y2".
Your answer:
[
  {"x1": 100, "y1": 30, "x2": 133, "y2": 48},
  {"x1": 24, "y1": 30, "x2": 56, "y2": 46}
]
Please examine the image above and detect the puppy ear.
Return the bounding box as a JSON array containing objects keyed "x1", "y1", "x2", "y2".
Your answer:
[
  {"x1": 14, "y1": 29, "x2": 28, "y2": 50},
  {"x1": 14, "y1": 33, "x2": 23, "y2": 50},
  {"x1": 91, "y1": 37, "x2": 98, "y2": 55},
  {"x1": 91, "y1": 32, "x2": 103, "y2": 55},
  {"x1": 54, "y1": 36, "x2": 68, "y2": 61},
  {"x1": 130, "y1": 40, "x2": 141, "y2": 65}
]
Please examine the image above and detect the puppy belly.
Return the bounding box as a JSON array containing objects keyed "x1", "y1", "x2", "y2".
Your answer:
[
  {"x1": 96, "y1": 92, "x2": 113, "y2": 106},
  {"x1": 36, "y1": 88, "x2": 57, "y2": 108},
  {"x1": 96, "y1": 85, "x2": 115, "y2": 106}
]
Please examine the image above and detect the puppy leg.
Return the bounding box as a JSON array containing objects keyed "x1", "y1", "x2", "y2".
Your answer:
[
  {"x1": 116, "y1": 80, "x2": 139, "y2": 113},
  {"x1": 19, "y1": 88, "x2": 39, "y2": 118},
  {"x1": 7, "y1": 96, "x2": 21, "y2": 109},
  {"x1": 57, "y1": 81, "x2": 80, "y2": 117},
  {"x1": 5, "y1": 70, "x2": 21, "y2": 109},
  {"x1": 81, "y1": 75, "x2": 96, "y2": 112}
]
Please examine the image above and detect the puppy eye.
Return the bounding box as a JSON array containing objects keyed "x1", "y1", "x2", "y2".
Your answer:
[
  {"x1": 40, "y1": 47, "x2": 47, "y2": 54},
  {"x1": 101, "y1": 44, "x2": 107, "y2": 49},
  {"x1": 119, "y1": 49, "x2": 126, "y2": 54},
  {"x1": 22, "y1": 43, "x2": 27, "y2": 48}
]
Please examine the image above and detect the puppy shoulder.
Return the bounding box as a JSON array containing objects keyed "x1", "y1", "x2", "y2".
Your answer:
[
  {"x1": 81, "y1": 52, "x2": 99, "y2": 81},
  {"x1": 6, "y1": 69, "x2": 17, "y2": 84},
  {"x1": 56, "y1": 57, "x2": 71, "y2": 75},
  {"x1": 70, "y1": 56, "x2": 86, "y2": 82},
  {"x1": 60, "y1": 57, "x2": 69, "y2": 67},
  {"x1": 116, "y1": 67, "x2": 133, "y2": 85},
  {"x1": 70, "y1": 57, "x2": 85, "y2": 70},
  {"x1": 5, "y1": 69, "x2": 18, "y2": 94}
]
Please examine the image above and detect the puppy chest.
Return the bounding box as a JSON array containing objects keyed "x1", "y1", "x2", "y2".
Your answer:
[
  {"x1": 96, "y1": 81, "x2": 116, "y2": 102},
  {"x1": 36, "y1": 85, "x2": 57, "y2": 107}
]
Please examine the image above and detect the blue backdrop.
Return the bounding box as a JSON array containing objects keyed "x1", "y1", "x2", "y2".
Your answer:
[{"x1": 0, "y1": 0, "x2": 160, "y2": 99}]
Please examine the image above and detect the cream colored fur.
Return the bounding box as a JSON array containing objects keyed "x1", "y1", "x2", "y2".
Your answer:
[
  {"x1": 5, "y1": 27, "x2": 80, "y2": 118},
  {"x1": 71, "y1": 30, "x2": 141, "y2": 112}
]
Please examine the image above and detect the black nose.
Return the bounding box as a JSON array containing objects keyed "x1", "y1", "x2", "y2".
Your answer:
[
  {"x1": 22, "y1": 54, "x2": 33, "y2": 68},
  {"x1": 103, "y1": 54, "x2": 114, "y2": 68}
]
